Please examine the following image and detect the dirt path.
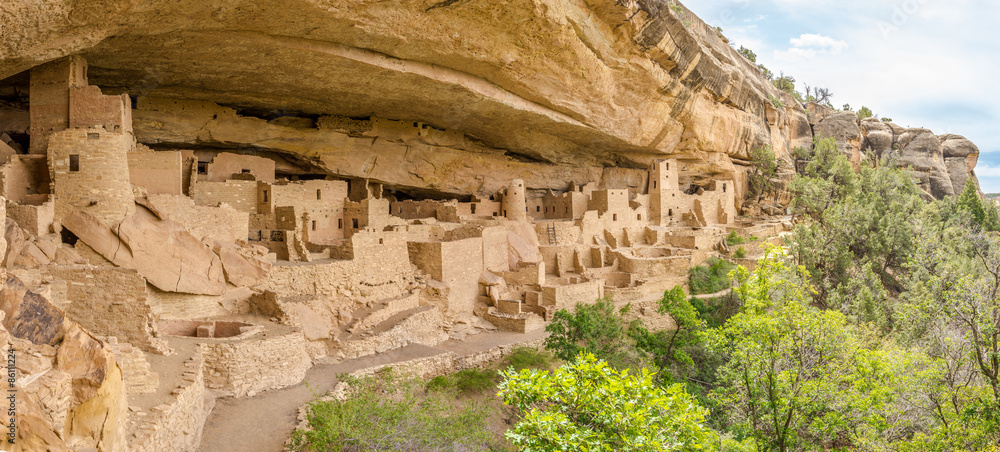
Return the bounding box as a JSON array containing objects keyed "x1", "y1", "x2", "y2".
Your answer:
[{"x1": 198, "y1": 330, "x2": 547, "y2": 452}]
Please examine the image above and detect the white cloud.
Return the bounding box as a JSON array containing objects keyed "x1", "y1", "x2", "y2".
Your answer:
[
  {"x1": 789, "y1": 33, "x2": 849, "y2": 53},
  {"x1": 774, "y1": 33, "x2": 848, "y2": 61}
]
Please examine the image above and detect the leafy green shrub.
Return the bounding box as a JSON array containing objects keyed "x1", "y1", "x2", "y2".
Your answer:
[
  {"x1": 688, "y1": 258, "x2": 736, "y2": 295},
  {"x1": 737, "y1": 46, "x2": 757, "y2": 63},
  {"x1": 733, "y1": 247, "x2": 747, "y2": 259},
  {"x1": 426, "y1": 368, "x2": 499, "y2": 394},
  {"x1": 543, "y1": 298, "x2": 640, "y2": 369},
  {"x1": 858, "y1": 106, "x2": 874, "y2": 119},
  {"x1": 881, "y1": 117, "x2": 893, "y2": 122},
  {"x1": 290, "y1": 370, "x2": 495, "y2": 451},
  {"x1": 769, "y1": 95, "x2": 785, "y2": 109},
  {"x1": 499, "y1": 354, "x2": 711, "y2": 451}
]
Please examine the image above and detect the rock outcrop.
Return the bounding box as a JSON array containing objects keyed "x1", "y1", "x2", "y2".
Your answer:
[
  {"x1": 0, "y1": 0, "x2": 818, "y2": 203},
  {"x1": 806, "y1": 103, "x2": 979, "y2": 199}
]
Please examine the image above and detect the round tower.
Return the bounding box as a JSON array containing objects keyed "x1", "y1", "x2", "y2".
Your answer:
[{"x1": 503, "y1": 179, "x2": 527, "y2": 221}]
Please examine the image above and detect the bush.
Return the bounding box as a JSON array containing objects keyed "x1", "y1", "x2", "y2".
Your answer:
[
  {"x1": 858, "y1": 106, "x2": 874, "y2": 119},
  {"x1": 290, "y1": 369, "x2": 495, "y2": 451},
  {"x1": 688, "y1": 258, "x2": 736, "y2": 295},
  {"x1": 769, "y1": 95, "x2": 785, "y2": 109},
  {"x1": 733, "y1": 247, "x2": 747, "y2": 259}
]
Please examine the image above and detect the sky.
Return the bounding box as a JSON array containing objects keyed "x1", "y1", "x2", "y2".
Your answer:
[{"x1": 683, "y1": 1, "x2": 1000, "y2": 191}]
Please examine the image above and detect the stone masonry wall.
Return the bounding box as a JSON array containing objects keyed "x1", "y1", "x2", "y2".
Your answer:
[
  {"x1": 48, "y1": 127, "x2": 135, "y2": 226},
  {"x1": 202, "y1": 330, "x2": 312, "y2": 397},
  {"x1": 129, "y1": 149, "x2": 183, "y2": 195},
  {"x1": 190, "y1": 179, "x2": 258, "y2": 213},
  {"x1": 129, "y1": 349, "x2": 206, "y2": 452},
  {"x1": 42, "y1": 265, "x2": 167, "y2": 353}
]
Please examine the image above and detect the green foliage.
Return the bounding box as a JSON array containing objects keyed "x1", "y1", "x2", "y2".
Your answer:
[
  {"x1": 688, "y1": 258, "x2": 736, "y2": 295},
  {"x1": 747, "y1": 146, "x2": 778, "y2": 204},
  {"x1": 706, "y1": 247, "x2": 928, "y2": 452},
  {"x1": 789, "y1": 136, "x2": 922, "y2": 319},
  {"x1": 733, "y1": 247, "x2": 746, "y2": 259},
  {"x1": 544, "y1": 297, "x2": 639, "y2": 369},
  {"x1": 289, "y1": 370, "x2": 494, "y2": 451},
  {"x1": 768, "y1": 95, "x2": 784, "y2": 109},
  {"x1": 736, "y1": 46, "x2": 757, "y2": 63},
  {"x1": 772, "y1": 73, "x2": 796, "y2": 94},
  {"x1": 881, "y1": 116, "x2": 894, "y2": 122},
  {"x1": 842, "y1": 103, "x2": 852, "y2": 111},
  {"x1": 956, "y1": 177, "x2": 1000, "y2": 231},
  {"x1": 758, "y1": 65, "x2": 774, "y2": 81},
  {"x1": 498, "y1": 354, "x2": 711, "y2": 451},
  {"x1": 857, "y1": 105, "x2": 874, "y2": 119}
]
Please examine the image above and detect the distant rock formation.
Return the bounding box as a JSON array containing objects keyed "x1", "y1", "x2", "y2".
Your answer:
[{"x1": 807, "y1": 102, "x2": 979, "y2": 199}]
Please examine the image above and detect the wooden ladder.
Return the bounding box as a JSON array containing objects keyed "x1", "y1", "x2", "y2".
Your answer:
[{"x1": 546, "y1": 223, "x2": 557, "y2": 245}]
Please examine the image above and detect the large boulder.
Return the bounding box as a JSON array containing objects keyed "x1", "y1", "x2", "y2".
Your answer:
[{"x1": 63, "y1": 207, "x2": 227, "y2": 295}]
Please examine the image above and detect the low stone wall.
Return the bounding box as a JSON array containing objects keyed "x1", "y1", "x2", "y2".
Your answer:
[
  {"x1": 339, "y1": 307, "x2": 448, "y2": 360},
  {"x1": 202, "y1": 329, "x2": 312, "y2": 397},
  {"x1": 129, "y1": 348, "x2": 207, "y2": 452}
]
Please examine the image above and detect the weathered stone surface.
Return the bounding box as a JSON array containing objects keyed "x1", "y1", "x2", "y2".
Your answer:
[
  {"x1": 216, "y1": 244, "x2": 271, "y2": 287},
  {"x1": 892, "y1": 128, "x2": 956, "y2": 198},
  {"x1": 814, "y1": 111, "x2": 862, "y2": 161},
  {"x1": 0, "y1": 0, "x2": 816, "y2": 203},
  {"x1": 64, "y1": 207, "x2": 228, "y2": 295},
  {"x1": 0, "y1": 275, "x2": 65, "y2": 345},
  {"x1": 860, "y1": 118, "x2": 894, "y2": 155}
]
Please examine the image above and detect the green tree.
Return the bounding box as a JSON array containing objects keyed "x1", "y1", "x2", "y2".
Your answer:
[
  {"x1": 498, "y1": 354, "x2": 711, "y2": 451},
  {"x1": 543, "y1": 297, "x2": 639, "y2": 369},
  {"x1": 857, "y1": 106, "x2": 874, "y2": 119},
  {"x1": 956, "y1": 177, "x2": 1000, "y2": 231},
  {"x1": 737, "y1": 46, "x2": 757, "y2": 63},
  {"x1": 708, "y1": 246, "x2": 926, "y2": 451},
  {"x1": 747, "y1": 146, "x2": 778, "y2": 204}
]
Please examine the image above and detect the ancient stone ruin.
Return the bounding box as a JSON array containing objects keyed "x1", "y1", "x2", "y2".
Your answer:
[{"x1": 0, "y1": 0, "x2": 982, "y2": 450}]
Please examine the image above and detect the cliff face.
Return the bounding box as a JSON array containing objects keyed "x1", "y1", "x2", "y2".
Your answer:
[
  {"x1": 0, "y1": 0, "x2": 976, "y2": 201},
  {"x1": 0, "y1": 0, "x2": 814, "y2": 202}
]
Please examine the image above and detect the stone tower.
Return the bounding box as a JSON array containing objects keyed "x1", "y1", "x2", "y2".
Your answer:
[
  {"x1": 33, "y1": 56, "x2": 136, "y2": 226},
  {"x1": 648, "y1": 159, "x2": 680, "y2": 226},
  {"x1": 503, "y1": 179, "x2": 527, "y2": 221}
]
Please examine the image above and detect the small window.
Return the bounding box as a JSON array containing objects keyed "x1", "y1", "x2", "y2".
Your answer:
[
  {"x1": 338, "y1": 219, "x2": 343, "y2": 229},
  {"x1": 613, "y1": 214, "x2": 618, "y2": 221},
  {"x1": 665, "y1": 162, "x2": 670, "y2": 170},
  {"x1": 69, "y1": 155, "x2": 80, "y2": 172},
  {"x1": 379, "y1": 238, "x2": 384, "y2": 245},
  {"x1": 241, "y1": 169, "x2": 251, "y2": 174},
  {"x1": 536, "y1": 206, "x2": 540, "y2": 212},
  {"x1": 352, "y1": 218, "x2": 359, "y2": 228},
  {"x1": 87, "y1": 133, "x2": 99, "y2": 140},
  {"x1": 637, "y1": 214, "x2": 642, "y2": 220},
  {"x1": 503, "y1": 210, "x2": 507, "y2": 216},
  {"x1": 262, "y1": 190, "x2": 269, "y2": 203},
  {"x1": 722, "y1": 183, "x2": 727, "y2": 193},
  {"x1": 492, "y1": 212, "x2": 497, "y2": 216},
  {"x1": 471, "y1": 204, "x2": 477, "y2": 214},
  {"x1": 565, "y1": 206, "x2": 569, "y2": 214},
  {"x1": 316, "y1": 189, "x2": 322, "y2": 200},
  {"x1": 311, "y1": 220, "x2": 317, "y2": 231},
  {"x1": 197, "y1": 162, "x2": 208, "y2": 174},
  {"x1": 653, "y1": 181, "x2": 657, "y2": 189},
  {"x1": 668, "y1": 209, "x2": 673, "y2": 217}
]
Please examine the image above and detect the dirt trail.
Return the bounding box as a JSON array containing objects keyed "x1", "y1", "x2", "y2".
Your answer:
[{"x1": 198, "y1": 330, "x2": 547, "y2": 452}]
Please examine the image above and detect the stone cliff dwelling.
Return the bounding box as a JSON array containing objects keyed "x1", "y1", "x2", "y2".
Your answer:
[
  {"x1": 0, "y1": 0, "x2": 981, "y2": 449},
  {"x1": 0, "y1": 54, "x2": 783, "y2": 451}
]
